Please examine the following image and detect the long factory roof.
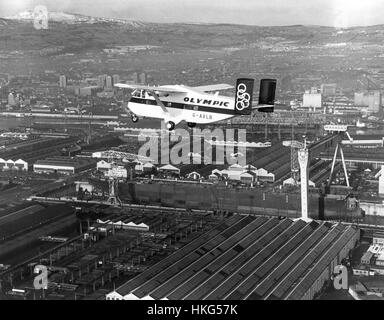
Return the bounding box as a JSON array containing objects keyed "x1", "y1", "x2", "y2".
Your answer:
[
  {"x1": 34, "y1": 157, "x2": 95, "y2": 168},
  {"x1": 109, "y1": 215, "x2": 359, "y2": 300}
]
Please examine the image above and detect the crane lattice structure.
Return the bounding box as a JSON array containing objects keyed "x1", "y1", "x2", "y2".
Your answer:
[
  {"x1": 363, "y1": 74, "x2": 381, "y2": 92},
  {"x1": 324, "y1": 125, "x2": 352, "y2": 187},
  {"x1": 106, "y1": 154, "x2": 122, "y2": 207},
  {"x1": 107, "y1": 177, "x2": 122, "y2": 207},
  {"x1": 290, "y1": 140, "x2": 305, "y2": 184}
]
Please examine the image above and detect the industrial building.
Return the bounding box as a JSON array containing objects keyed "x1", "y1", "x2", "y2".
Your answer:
[
  {"x1": 302, "y1": 88, "x2": 322, "y2": 111},
  {"x1": 105, "y1": 166, "x2": 128, "y2": 179},
  {"x1": 187, "y1": 171, "x2": 201, "y2": 180},
  {"x1": 106, "y1": 215, "x2": 359, "y2": 300},
  {"x1": 105, "y1": 76, "x2": 113, "y2": 90},
  {"x1": 321, "y1": 83, "x2": 337, "y2": 96},
  {"x1": 31, "y1": 105, "x2": 52, "y2": 113},
  {"x1": 319, "y1": 145, "x2": 384, "y2": 169},
  {"x1": 33, "y1": 157, "x2": 96, "y2": 174},
  {"x1": 354, "y1": 91, "x2": 382, "y2": 113},
  {"x1": 92, "y1": 216, "x2": 153, "y2": 232},
  {"x1": 92, "y1": 150, "x2": 152, "y2": 163},
  {"x1": 215, "y1": 164, "x2": 275, "y2": 184},
  {"x1": 0, "y1": 132, "x2": 29, "y2": 139},
  {"x1": 353, "y1": 233, "x2": 384, "y2": 276},
  {"x1": 75, "y1": 86, "x2": 101, "y2": 96},
  {"x1": 158, "y1": 164, "x2": 180, "y2": 176},
  {"x1": 112, "y1": 74, "x2": 120, "y2": 85},
  {"x1": 0, "y1": 159, "x2": 28, "y2": 171},
  {"x1": 0, "y1": 207, "x2": 214, "y2": 300},
  {"x1": 98, "y1": 74, "x2": 107, "y2": 88},
  {"x1": 341, "y1": 135, "x2": 384, "y2": 148},
  {"x1": 59, "y1": 75, "x2": 67, "y2": 88},
  {"x1": 97, "y1": 160, "x2": 112, "y2": 173},
  {"x1": 75, "y1": 181, "x2": 94, "y2": 193},
  {"x1": 96, "y1": 160, "x2": 128, "y2": 179},
  {"x1": 135, "y1": 162, "x2": 156, "y2": 173}
]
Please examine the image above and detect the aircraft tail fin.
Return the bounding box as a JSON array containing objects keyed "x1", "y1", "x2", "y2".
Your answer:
[
  {"x1": 234, "y1": 78, "x2": 254, "y2": 115},
  {"x1": 257, "y1": 79, "x2": 276, "y2": 113}
]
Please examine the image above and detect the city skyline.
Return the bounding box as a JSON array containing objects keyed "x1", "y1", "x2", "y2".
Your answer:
[{"x1": 1, "y1": 0, "x2": 384, "y2": 28}]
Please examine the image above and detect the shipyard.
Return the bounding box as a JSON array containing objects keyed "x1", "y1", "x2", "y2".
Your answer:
[
  {"x1": 1, "y1": 1, "x2": 384, "y2": 304},
  {"x1": 1, "y1": 111, "x2": 384, "y2": 300}
]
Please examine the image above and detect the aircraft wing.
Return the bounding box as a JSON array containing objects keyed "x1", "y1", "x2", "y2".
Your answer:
[
  {"x1": 192, "y1": 83, "x2": 234, "y2": 92},
  {"x1": 114, "y1": 83, "x2": 188, "y2": 94},
  {"x1": 252, "y1": 104, "x2": 266, "y2": 109}
]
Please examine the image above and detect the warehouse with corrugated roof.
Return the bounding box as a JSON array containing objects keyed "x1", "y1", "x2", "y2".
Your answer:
[
  {"x1": 33, "y1": 157, "x2": 96, "y2": 174},
  {"x1": 106, "y1": 215, "x2": 359, "y2": 300}
]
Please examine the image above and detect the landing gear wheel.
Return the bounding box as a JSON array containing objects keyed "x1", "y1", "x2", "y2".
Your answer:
[
  {"x1": 166, "y1": 121, "x2": 175, "y2": 131},
  {"x1": 131, "y1": 115, "x2": 139, "y2": 123},
  {"x1": 187, "y1": 122, "x2": 196, "y2": 128}
]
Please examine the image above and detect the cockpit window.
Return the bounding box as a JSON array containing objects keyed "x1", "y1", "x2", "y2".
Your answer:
[
  {"x1": 132, "y1": 90, "x2": 146, "y2": 98},
  {"x1": 132, "y1": 89, "x2": 141, "y2": 98}
]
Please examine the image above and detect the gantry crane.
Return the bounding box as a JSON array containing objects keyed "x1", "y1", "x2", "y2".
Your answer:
[{"x1": 324, "y1": 125, "x2": 353, "y2": 188}]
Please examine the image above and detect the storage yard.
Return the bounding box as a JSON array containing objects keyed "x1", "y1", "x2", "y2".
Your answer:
[{"x1": 0, "y1": 206, "x2": 220, "y2": 300}]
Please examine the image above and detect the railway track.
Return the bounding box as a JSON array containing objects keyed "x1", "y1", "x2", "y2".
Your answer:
[{"x1": 0, "y1": 137, "x2": 78, "y2": 163}]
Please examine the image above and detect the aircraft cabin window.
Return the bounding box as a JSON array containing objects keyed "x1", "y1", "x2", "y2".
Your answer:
[{"x1": 184, "y1": 105, "x2": 198, "y2": 110}]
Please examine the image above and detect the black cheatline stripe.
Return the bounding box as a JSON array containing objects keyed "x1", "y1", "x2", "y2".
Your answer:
[{"x1": 130, "y1": 97, "x2": 237, "y2": 115}]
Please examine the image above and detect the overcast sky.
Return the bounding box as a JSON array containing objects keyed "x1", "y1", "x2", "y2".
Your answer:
[{"x1": 0, "y1": 0, "x2": 383, "y2": 27}]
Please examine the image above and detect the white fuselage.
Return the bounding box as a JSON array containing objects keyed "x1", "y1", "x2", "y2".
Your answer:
[{"x1": 127, "y1": 90, "x2": 236, "y2": 125}]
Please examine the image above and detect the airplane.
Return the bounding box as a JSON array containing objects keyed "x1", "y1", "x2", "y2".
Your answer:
[{"x1": 115, "y1": 78, "x2": 277, "y2": 131}]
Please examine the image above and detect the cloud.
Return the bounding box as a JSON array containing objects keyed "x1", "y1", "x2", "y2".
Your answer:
[{"x1": 0, "y1": 0, "x2": 32, "y2": 16}]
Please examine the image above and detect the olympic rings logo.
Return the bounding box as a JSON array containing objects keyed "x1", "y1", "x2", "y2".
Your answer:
[{"x1": 236, "y1": 83, "x2": 250, "y2": 111}]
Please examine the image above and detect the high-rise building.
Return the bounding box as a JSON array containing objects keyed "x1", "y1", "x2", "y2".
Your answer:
[
  {"x1": 112, "y1": 74, "x2": 120, "y2": 85},
  {"x1": 98, "y1": 75, "x2": 107, "y2": 88},
  {"x1": 106, "y1": 76, "x2": 113, "y2": 90},
  {"x1": 354, "y1": 91, "x2": 381, "y2": 113},
  {"x1": 8, "y1": 92, "x2": 16, "y2": 106},
  {"x1": 79, "y1": 86, "x2": 100, "y2": 96},
  {"x1": 74, "y1": 87, "x2": 81, "y2": 95},
  {"x1": 132, "y1": 72, "x2": 139, "y2": 84},
  {"x1": 59, "y1": 75, "x2": 67, "y2": 88},
  {"x1": 321, "y1": 83, "x2": 337, "y2": 96},
  {"x1": 302, "y1": 88, "x2": 322, "y2": 111},
  {"x1": 139, "y1": 72, "x2": 147, "y2": 85}
]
